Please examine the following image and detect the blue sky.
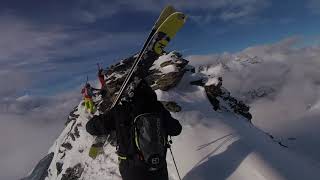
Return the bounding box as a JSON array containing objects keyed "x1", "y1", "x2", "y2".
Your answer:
[{"x1": 0, "y1": 0, "x2": 320, "y2": 96}]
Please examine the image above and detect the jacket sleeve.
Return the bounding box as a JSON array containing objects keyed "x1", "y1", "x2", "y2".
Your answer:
[
  {"x1": 159, "y1": 102, "x2": 182, "y2": 136},
  {"x1": 86, "y1": 109, "x2": 116, "y2": 136}
]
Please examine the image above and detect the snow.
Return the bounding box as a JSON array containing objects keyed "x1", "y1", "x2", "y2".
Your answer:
[
  {"x1": 151, "y1": 52, "x2": 179, "y2": 74},
  {"x1": 44, "y1": 53, "x2": 320, "y2": 180},
  {"x1": 46, "y1": 101, "x2": 121, "y2": 180},
  {"x1": 159, "y1": 72, "x2": 320, "y2": 180}
]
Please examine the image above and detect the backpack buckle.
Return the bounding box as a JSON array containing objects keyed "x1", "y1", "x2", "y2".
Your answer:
[{"x1": 151, "y1": 157, "x2": 160, "y2": 165}]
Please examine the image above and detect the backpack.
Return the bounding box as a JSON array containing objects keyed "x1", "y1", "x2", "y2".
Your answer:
[{"x1": 133, "y1": 112, "x2": 168, "y2": 171}]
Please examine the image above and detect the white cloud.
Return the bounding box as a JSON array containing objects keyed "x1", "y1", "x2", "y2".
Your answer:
[
  {"x1": 0, "y1": 90, "x2": 81, "y2": 180},
  {"x1": 0, "y1": 13, "x2": 143, "y2": 67},
  {"x1": 307, "y1": 0, "x2": 320, "y2": 14},
  {"x1": 73, "y1": 0, "x2": 270, "y2": 23},
  {"x1": 187, "y1": 37, "x2": 320, "y2": 162}
]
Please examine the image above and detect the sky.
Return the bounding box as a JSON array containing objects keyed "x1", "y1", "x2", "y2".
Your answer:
[{"x1": 1, "y1": 0, "x2": 320, "y2": 179}]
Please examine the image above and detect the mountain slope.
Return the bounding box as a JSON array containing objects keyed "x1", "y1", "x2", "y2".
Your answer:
[{"x1": 24, "y1": 52, "x2": 320, "y2": 180}]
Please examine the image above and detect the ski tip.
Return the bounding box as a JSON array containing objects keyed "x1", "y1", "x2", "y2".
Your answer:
[{"x1": 172, "y1": 12, "x2": 187, "y2": 22}]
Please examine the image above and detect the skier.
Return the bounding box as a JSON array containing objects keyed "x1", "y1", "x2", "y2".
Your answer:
[
  {"x1": 81, "y1": 83, "x2": 96, "y2": 114},
  {"x1": 98, "y1": 68, "x2": 106, "y2": 88},
  {"x1": 86, "y1": 78, "x2": 182, "y2": 180},
  {"x1": 97, "y1": 68, "x2": 107, "y2": 98}
]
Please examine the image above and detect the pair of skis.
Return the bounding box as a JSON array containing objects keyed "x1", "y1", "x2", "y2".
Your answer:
[
  {"x1": 88, "y1": 5, "x2": 187, "y2": 160},
  {"x1": 111, "y1": 5, "x2": 186, "y2": 108}
]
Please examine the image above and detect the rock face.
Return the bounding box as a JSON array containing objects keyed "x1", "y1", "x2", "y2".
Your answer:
[
  {"x1": 161, "y1": 101, "x2": 182, "y2": 112},
  {"x1": 21, "y1": 153, "x2": 54, "y2": 180},
  {"x1": 191, "y1": 78, "x2": 252, "y2": 122},
  {"x1": 150, "y1": 51, "x2": 189, "y2": 91},
  {"x1": 99, "y1": 51, "x2": 190, "y2": 112},
  {"x1": 61, "y1": 164, "x2": 84, "y2": 180}
]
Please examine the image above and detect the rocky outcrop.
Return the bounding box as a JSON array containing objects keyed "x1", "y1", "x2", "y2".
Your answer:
[
  {"x1": 99, "y1": 51, "x2": 190, "y2": 112},
  {"x1": 161, "y1": 101, "x2": 182, "y2": 112},
  {"x1": 61, "y1": 164, "x2": 84, "y2": 180},
  {"x1": 65, "y1": 107, "x2": 79, "y2": 126},
  {"x1": 191, "y1": 77, "x2": 252, "y2": 122},
  {"x1": 151, "y1": 52, "x2": 189, "y2": 91}
]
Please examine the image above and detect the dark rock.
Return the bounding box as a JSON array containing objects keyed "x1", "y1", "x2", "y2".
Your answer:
[
  {"x1": 21, "y1": 153, "x2": 54, "y2": 180},
  {"x1": 155, "y1": 71, "x2": 186, "y2": 91},
  {"x1": 74, "y1": 126, "x2": 80, "y2": 138},
  {"x1": 61, "y1": 142, "x2": 72, "y2": 150},
  {"x1": 186, "y1": 65, "x2": 195, "y2": 73},
  {"x1": 190, "y1": 79, "x2": 205, "y2": 86},
  {"x1": 205, "y1": 84, "x2": 252, "y2": 122},
  {"x1": 61, "y1": 163, "x2": 84, "y2": 180},
  {"x1": 65, "y1": 107, "x2": 79, "y2": 126},
  {"x1": 70, "y1": 134, "x2": 75, "y2": 141},
  {"x1": 56, "y1": 162, "x2": 63, "y2": 175},
  {"x1": 205, "y1": 85, "x2": 222, "y2": 111},
  {"x1": 161, "y1": 101, "x2": 182, "y2": 112},
  {"x1": 160, "y1": 60, "x2": 173, "y2": 67}
]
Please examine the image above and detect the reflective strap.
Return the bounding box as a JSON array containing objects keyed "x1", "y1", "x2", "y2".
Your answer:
[
  {"x1": 118, "y1": 155, "x2": 127, "y2": 160},
  {"x1": 134, "y1": 128, "x2": 141, "y2": 151}
]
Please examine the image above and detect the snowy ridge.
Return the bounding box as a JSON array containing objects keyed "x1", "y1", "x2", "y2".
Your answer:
[
  {"x1": 45, "y1": 101, "x2": 121, "y2": 180},
  {"x1": 26, "y1": 52, "x2": 320, "y2": 180}
]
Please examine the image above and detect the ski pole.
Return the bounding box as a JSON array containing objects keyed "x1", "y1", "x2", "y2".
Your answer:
[{"x1": 169, "y1": 137, "x2": 182, "y2": 180}]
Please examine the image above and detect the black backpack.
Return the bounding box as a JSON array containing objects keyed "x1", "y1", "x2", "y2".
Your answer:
[{"x1": 133, "y1": 112, "x2": 168, "y2": 171}]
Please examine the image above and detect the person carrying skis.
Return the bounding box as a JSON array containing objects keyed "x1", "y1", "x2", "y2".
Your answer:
[
  {"x1": 98, "y1": 66, "x2": 106, "y2": 88},
  {"x1": 97, "y1": 67, "x2": 107, "y2": 98},
  {"x1": 81, "y1": 83, "x2": 96, "y2": 114},
  {"x1": 86, "y1": 78, "x2": 182, "y2": 180}
]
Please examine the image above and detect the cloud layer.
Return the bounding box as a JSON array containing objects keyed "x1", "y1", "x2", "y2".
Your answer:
[
  {"x1": 187, "y1": 37, "x2": 320, "y2": 163},
  {"x1": 0, "y1": 91, "x2": 81, "y2": 180}
]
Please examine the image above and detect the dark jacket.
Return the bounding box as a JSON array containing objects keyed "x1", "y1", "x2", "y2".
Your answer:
[{"x1": 86, "y1": 80, "x2": 182, "y2": 180}]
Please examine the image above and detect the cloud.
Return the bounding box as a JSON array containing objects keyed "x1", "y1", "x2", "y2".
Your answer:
[
  {"x1": 187, "y1": 36, "x2": 320, "y2": 162},
  {"x1": 70, "y1": 0, "x2": 270, "y2": 24},
  {"x1": 0, "y1": 11, "x2": 145, "y2": 98},
  {"x1": 0, "y1": 90, "x2": 81, "y2": 180},
  {"x1": 0, "y1": 13, "x2": 143, "y2": 66},
  {"x1": 307, "y1": 0, "x2": 320, "y2": 14}
]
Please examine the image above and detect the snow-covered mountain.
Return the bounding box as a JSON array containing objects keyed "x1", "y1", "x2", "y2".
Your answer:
[{"x1": 23, "y1": 52, "x2": 320, "y2": 180}]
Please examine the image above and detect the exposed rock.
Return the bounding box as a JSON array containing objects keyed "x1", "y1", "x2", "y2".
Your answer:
[
  {"x1": 70, "y1": 134, "x2": 75, "y2": 141},
  {"x1": 160, "y1": 60, "x2": 173, "y2": 67},
  {"x1": 205, "y1": 85, "x2": 222, "y2": 111},
  {"x1": 74, "y1": 126, "x2": 80, "y2": 138},
  {"x1": 56, "y1": 162, "x2": 63, "y2": 175},
  {"x1": 21, "y1": 152, "x2": 54, "y2": 180},
  {"x1": 205, "y1": 82, "x2": 252, "y2": 122},
  {"x1": 154, "y1": 71, "x2": 186, "y2": 91},
  {"x1": 190, "y1": 79, "x2": 205, "y2": 86},
  {"x1": 61, "y1": 142, "x2": 72, "y2": 150},
  {"x1": 99, "y1": 51, "x2": 190, "y2": 110},
  {"x1": 65, "y1": 107, "x2": 80, "y2": 126},
  {"x1": 161, "y1": 101, "x2": 182, "y2": 112},
  {"x1": 61, "y1": 163, "x2": 84, "y2": 180}
]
